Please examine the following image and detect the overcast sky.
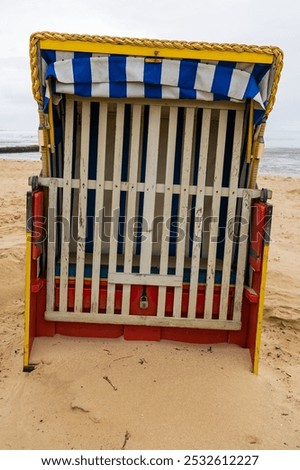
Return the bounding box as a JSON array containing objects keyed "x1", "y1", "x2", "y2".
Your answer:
[{"x1": 0, "y1": 0, "x2": 299, "y2": 147}]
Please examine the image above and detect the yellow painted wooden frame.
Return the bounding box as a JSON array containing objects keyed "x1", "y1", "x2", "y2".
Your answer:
[
  {"x1": 39, "y1": 38, "x2": 274, "y2": 64},
  {"x1": 253, "y1": 243, "x2": 270, "y2": 374}
]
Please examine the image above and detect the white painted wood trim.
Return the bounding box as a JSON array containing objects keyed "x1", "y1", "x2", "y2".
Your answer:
[
  {"x1": 219, "y1": 110, "x2": 244, "y2": 319},
  {"x1": 157, "y1": 107, "x2": 178, "y2": 317},
  {"x1": 106, "y1": 103, "x2": 125, "y2": 313},
  {"x1": 109, "y1": 272, "x2": 182, "y2": 287},
  {"x1": 91, "y1": 103, "x2": 108, "y2": 313},
  {"x1": 46, "y1": 178, "x2": 58, "y2": 311},
  {"x1": 233, "y1": 189, "x2": 251, "y2": 321},
  {"x1": 204, "y1": 110, "x2": 228, "y2": 319},
  {"x1": 69, "y1": 94, "x2": 246, "y2": 111},
  {"x1": 45, "y1": 310, "x2": 241, "y2": 330},
  {"x1": 59, "y1": 98, "x2": 74, "y2": 312},
  {"x1": 38, "y1": 177, "x2": 262, "y2": 200},
  {"x1": 173, "y1": 107, "x2": 195, "y2": 318},
  {"x1": 188, "y1": 109, "x2": 211, "y2": 318},
  {"x1": 139, "y1": 105, "x2": 162, "y2": 275},
  {"x1": 74, "y1": 101, "x2": 90, "y2": 312},
  {"x1": 122, "y1": 105, "x2": 142, "y2": 315}
]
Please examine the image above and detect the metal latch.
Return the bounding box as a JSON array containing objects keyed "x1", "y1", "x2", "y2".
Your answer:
[
  {"x1": 28, "y1": 175, "x2": 39, "y2": 191},
  {"x1": 140, "y1": 287, "x2": 149, "y2": 309},
  {"x1": 260, "y1": 188, "x2": 272, "y2": 203}
]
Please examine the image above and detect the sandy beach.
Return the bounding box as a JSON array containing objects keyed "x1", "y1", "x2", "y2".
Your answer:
[{"x1": 0, "y1": 158, "x2": 299, "y2": 450}]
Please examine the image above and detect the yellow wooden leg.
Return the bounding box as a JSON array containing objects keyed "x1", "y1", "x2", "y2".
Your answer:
[
  {"x1": 23, "y1": 228, "x2": 32, "y2": 371},
  {"x1": 253, "y1": 241, "x2": 270, "y2": 374}
]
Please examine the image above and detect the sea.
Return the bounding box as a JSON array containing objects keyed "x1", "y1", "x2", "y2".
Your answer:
[{"x1": 0, "y1": 130, "x2": 300, "y2": 177}]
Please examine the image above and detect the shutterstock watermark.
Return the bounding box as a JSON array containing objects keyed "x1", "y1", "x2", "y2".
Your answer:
[{"x1": 28, "y1": 205, "x2": 269, "y2": 246}]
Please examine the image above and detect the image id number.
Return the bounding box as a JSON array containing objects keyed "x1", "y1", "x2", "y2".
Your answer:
[{"x1": 183, "y1": 454, "x2": 259, "y2": 466}]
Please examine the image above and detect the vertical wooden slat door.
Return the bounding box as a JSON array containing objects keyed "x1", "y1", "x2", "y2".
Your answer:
[{"x1": 45, "y1": 97, "x2": 254, "y2": 333}]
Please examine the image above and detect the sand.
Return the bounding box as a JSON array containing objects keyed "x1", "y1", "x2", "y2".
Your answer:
[{"x1": 0, "y1": 159, "x2": 299, "y2": 450}]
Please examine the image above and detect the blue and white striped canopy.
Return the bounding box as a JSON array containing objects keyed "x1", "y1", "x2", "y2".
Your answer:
[{"x1": 41, "y1": 50, "x2": 272, "y2": 120}]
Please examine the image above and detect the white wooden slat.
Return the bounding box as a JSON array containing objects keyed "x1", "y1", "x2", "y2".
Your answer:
[
  {"x1": 106, "y1": 103, "x2": 125, "y2": 313},
  {"x1": 187, "y1": 109, "x2": 211, "y2": 318},
  {"x1": 173, "y1": 107, "x2": 195, "y2": 318},
  {"x1": 74, "y1": 101, "x2": 90, "y2": 312},
  {"x1": 110, "y1": 273, "x2": 182, "y2": 287},
  {"x1": 45, "y1": 309, "x2": 241, "y2": 331},
  {"x1": 90, "y1": 103, "x2": 108, "y2": 313},
  {"x1": 139, "y1": 105, "x2": 162, "y2": 275},
  {"x1": 204, "y1": 110, "x2": 228, "y2": 319},
  {"x1": 233, "y1": 189, "x2": 251, "y2": 321},
  {"x1": 59, "y1": 98, "x2": 74, "y2": 312},
  {"x1": 46, "y1": 178, "x2": 58, "y2": 311},
  {"x1": 38, "y1": 177, "x2": 262, "y2": 200},
  {"x1": 219, "y1": 110, "x2": 244, "y2": 319},
  {"x1": 157, "y1": 107, "x2": 178, "y2": 317},
  {"x1": 69, "y1": 104, "x2": 82, "y2": 255},
  {"x1": 68, "y1": 95, "x2": 245, "y2": 112},
  {"x1": 122, "y1": 105, "x2": 142, "y2": 315}
]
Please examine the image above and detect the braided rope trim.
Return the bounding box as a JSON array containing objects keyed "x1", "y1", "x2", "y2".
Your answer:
[{"x1": 29, "y1": 31, "x2": 283, "y2": 117}]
